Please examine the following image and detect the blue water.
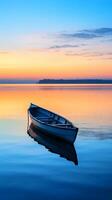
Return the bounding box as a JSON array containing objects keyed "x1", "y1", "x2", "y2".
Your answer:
[{"x1": 0, "y1": 84, "x2": 112, "y2": 200}]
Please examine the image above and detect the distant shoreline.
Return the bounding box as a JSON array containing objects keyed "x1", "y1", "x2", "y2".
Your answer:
[
  {"x1": 38, "y1": 79, "x2": 112, "y2": 84},
  {"x1": 0, "y1": 79, "x2": 112, "y2": 84}
]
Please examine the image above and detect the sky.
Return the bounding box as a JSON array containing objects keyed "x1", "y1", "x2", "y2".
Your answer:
[{"x1": 0, "y1": 0, "x2": 112, "y2": 82}]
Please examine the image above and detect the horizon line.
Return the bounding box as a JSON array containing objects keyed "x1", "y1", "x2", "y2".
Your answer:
[{"x1": 0, "y1": 78, "x2": 112, "y2": 84}]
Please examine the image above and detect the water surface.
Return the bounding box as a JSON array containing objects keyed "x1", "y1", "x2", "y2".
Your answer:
[{"x1": 0, "y1": 84, "x2": 112, "y2": 200}]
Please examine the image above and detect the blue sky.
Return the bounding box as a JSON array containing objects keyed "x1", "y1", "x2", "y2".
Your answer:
[
  {"x1": 0, "y1": 0, "x2": 112, "y2": 33},
  {"x1": 0, "y1": 0, "x2": 111, "y2": 50},
  {"x1": 0, "y1": 0, "x2": 112, "y2": 80}
]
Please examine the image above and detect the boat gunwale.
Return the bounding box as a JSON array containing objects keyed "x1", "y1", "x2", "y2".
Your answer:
[{"x1": 28, "y1": 104, "x2": 77, "y2": 131}]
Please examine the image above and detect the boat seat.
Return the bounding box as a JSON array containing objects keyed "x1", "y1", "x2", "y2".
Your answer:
[
  {"x1": 37, "y1": 117, "x2": 53, "y2": 120},
  {"x1": 54, "y1": 124, "x2": 73, "y2": 127}
]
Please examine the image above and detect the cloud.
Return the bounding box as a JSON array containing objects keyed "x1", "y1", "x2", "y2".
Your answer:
[
  {"x1": 62, "y1": 28, "x2": 112, "y2": 39},
  {"x1": 62, "y1": 33, "x2": 99, "y2": 39},
  {"x1": 86, "y1": 28, "x2": 112, "y2": 35},
  {"x1": 49, "y1": 44, "x2": 79, "y2": 49},
  {"x1": 65, "y1": 51, "x2": 112, "y2": 59}
]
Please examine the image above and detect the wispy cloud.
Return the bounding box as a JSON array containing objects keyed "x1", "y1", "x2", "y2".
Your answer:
[
  {"x1": 62, "y1": 32, "x2": 99, "y2": 39},
  {"x1": 49, "y1": 44, "x2": 79, "y2": 49},
  {"x1": 86, "y1": 28, "x2": 112, "y2": 35},
  {"x1": 1, "y1": 27, "x2": 111, "y2": 62},
  {"x1": 62, "y1": 28, "x2": 112, "y2": 39},
  {"x1": 65, "y1": 51, "x2": 112, "y2": 59}
]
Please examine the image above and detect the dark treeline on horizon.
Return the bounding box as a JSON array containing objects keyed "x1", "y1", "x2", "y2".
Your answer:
[
  {"x1": 38, "y1": 79, "x2": 112, "y2": 84},
  {"x1": 0, "y1": 79, "x2": 112, "y2": 84}
]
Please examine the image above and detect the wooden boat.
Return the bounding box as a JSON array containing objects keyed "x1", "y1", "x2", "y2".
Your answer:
[
  {"x1": 27, "y1": 123, "x2": 78, "y2": 165},
  {"x1": 28, "y1": 103, "x2": 78, "y2": 143}
]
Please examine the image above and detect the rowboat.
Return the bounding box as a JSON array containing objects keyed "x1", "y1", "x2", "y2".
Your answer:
[
  {"x1": 27, "y1": 123, "x2": 78, "y2": 165},
  {"x1": 28, "y1": 103, "x2": 78, "y2": 143}
]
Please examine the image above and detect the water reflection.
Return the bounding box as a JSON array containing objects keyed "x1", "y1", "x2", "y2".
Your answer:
[
  {"x1": 27, "y1": 123, "x2": 78, "y2": 165},
  {"x1": 37, "y1": 84, "x2": 112, "y2": 91},
  {"x1": 0, "y1": 84, "x2": 112, "y2": 140},
  {"x1": 79, "y1": 128, "x2": 112, "y2": 140}
]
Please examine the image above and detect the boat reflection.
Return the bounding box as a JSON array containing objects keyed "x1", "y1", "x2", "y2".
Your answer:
[{"x1": 27, "y1": 123, "x2": 78, "y2": 165}]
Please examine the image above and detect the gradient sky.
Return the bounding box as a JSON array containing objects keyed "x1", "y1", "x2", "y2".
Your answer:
[{"x1": 0, "y1": 0, "x2": 112, "y2": 81}]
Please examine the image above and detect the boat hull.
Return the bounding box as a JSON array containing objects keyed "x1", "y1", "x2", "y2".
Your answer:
[{"x1": 28, "y1": 112, "x2": 78, "y2": 143}]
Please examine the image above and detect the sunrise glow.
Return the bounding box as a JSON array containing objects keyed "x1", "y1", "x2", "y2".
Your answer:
[{"x1": 0, "y1": 0, "x2": 112, "y2": 81}]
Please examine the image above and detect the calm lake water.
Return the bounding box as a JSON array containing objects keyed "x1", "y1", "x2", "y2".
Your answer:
[{"x1": 0, "y1": 84, "x2": 112, "y2": 200}]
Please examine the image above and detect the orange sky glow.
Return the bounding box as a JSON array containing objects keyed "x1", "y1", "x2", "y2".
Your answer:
[
  {"x1": 0, "y1": 50, "x2": 112, "y2": 80},
  {"x1": 0, "y1": 1, "x2": 112, "y2": 81}
]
